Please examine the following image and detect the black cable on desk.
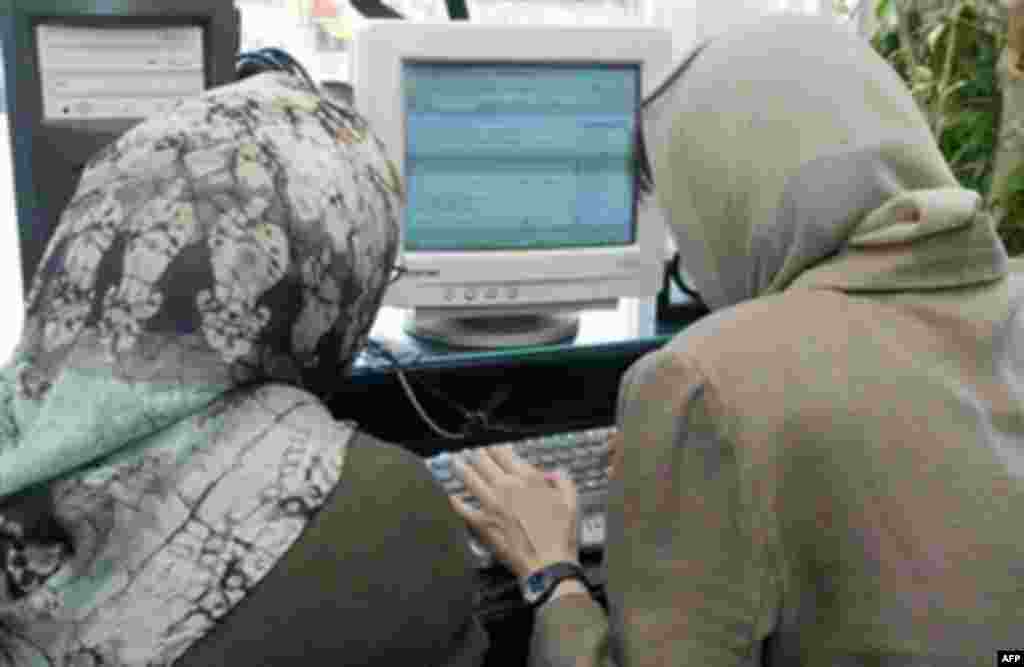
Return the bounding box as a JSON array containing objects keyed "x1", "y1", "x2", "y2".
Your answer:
[
  {"x1": 360, "y1": 339, "x2": 515, "y2": 441},
  {"x1": 360, "y1": 336, "x2": 603, "y2": 443}
]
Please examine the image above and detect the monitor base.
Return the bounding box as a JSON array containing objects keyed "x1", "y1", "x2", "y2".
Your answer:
[{"x1": 404, "y1": 311, "x2": 580, "y2": 349}]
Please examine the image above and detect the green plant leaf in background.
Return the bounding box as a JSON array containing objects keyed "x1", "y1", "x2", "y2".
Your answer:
[
  {"x1": 996, "y1": 164, "x2": 1024, "y2": 255},
  {"x1": 871, "y1": 0, "x2": 1023, "y2": 254},
  {"x1": 927, "y1": 21, "x2": 947, "y2": 52},
  {"x1": 876, "y1": 0, "x2": 892, "y2": 21}
]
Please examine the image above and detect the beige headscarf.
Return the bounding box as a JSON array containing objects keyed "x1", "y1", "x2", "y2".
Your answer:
[{"x1": 643, "y1": 14, "x2": 1006, "y2": 311}]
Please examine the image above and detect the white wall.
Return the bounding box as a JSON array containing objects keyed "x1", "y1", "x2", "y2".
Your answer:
[
  {"x1": 0, "y1": 113, "x2": 23, "y2": 363},
  {"x1": 696, "y1": 0, "x2": 831, "y2": 42},
  {"x1": 645, "y1": 0, "x2": 698, "y2": 79},
  {"x1": 238, "y1": 2, "x2": 351, "y2": 81}
]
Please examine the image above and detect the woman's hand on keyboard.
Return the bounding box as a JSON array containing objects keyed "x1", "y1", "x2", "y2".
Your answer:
[{"x1": 450, "y1": 446, "x2": 580, "y2": 581}]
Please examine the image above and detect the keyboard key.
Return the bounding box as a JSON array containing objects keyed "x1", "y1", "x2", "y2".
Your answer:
[
  {"x1": 581, "y1": 513, "x2": 606, "y2": 548},
  {"x1": 465, "y1": 535, "x2": 497, "y2": 570}
]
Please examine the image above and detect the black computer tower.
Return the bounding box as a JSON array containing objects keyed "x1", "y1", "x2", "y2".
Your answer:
[{"x1": 0, "y1": 0, "x2": 240, "y2": 293}]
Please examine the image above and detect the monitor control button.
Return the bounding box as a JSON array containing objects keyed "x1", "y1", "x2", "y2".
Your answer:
[
  {"x1": 484, "y1": 287, "x2": 498, "y2": 300},
  {"x1": 506, "y1": 286, "x2": 519, "y2": 300},
  {"x1": 444, "y1": 288, "x2": 456, "y2": 302},
  {"x1": 464, "y1": 288, "x2": 477, "y2": 301}
]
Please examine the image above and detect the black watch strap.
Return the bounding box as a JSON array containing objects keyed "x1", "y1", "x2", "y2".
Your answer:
[{"x1": 521, "y1": 561, "x2": 591, "y2": 609}]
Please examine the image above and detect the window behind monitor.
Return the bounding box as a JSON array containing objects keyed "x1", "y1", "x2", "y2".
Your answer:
[{"x1": 353, "y1": 21, "x2": 670, "y2": 348}]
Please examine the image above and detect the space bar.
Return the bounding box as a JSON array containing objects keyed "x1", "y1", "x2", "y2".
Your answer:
[{"x1": 468, "y1": 489, "x2": 607, "y2": 569}]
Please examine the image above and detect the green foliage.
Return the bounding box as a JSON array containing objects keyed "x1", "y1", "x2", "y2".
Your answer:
[
  {"x1": 997, "y1": 164, "x2": 1024, "y2": 255},
  {"x1": 870, "y1": 0, "x2": 1024, "y2": 254}
]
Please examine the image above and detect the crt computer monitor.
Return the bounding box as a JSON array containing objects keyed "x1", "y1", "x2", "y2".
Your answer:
[{"x1": 352, "y1": 21, "x2": 671, "y2": 348}]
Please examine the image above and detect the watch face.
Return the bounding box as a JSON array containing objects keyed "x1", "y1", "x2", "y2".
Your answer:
[{"x1": 523, "y1": 570, "x2": 550, "y2": 604}]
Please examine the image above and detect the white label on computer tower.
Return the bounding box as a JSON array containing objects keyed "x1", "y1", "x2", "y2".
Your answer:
[{"x1": 36, "y1": 25, "x2": 205, "y2": 121}]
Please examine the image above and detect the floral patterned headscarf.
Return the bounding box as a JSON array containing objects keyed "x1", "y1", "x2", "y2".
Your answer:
[{"x1": 0, "y1": 72, "x2": 401, "y2": 664}]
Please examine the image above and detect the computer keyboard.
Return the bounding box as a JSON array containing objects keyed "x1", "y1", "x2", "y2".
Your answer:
[{"x1": 425, "y1": 426, "x2": 614, "y2": 569}]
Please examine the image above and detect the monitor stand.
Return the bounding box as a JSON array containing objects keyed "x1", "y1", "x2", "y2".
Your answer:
[{"x1": 404, "y1": 311, "x2": 581, "y2": 349}]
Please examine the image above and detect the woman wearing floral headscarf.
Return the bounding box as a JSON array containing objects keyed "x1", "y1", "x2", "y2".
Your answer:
[{"x1": 0, "y1": 72, "x2": 487, "y2": 666}]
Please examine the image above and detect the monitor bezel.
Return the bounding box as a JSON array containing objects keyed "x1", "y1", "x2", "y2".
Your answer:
[{"x1": 353, "y1": 21, "x2": 672, "y2": 311}]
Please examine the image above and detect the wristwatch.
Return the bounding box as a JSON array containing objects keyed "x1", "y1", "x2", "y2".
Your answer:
[{"x1": 521, "y1": 561, "x2": 591, "y2": 609}]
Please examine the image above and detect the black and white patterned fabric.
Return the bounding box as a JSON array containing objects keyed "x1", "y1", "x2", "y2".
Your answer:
[{"x1": 0, "y1": 72, "x2": 402, "y2": 665}]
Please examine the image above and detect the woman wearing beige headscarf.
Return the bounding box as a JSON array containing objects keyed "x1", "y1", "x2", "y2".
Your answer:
[{"x1": 454, "y1": 14, "x2": 1024, "y2": 666}]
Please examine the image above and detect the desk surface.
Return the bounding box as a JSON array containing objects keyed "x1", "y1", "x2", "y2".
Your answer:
[
  {"x1": 353, "y1": 297, "x2": 693, "y2": 376},
  {"x1": 335, "y1": 297, "x2": 702, "y2": 449}
]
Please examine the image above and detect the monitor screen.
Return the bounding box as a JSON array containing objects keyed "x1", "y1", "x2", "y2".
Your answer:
[{"x1": 402, "y1": 61, "x2": 639, "y2": 252}]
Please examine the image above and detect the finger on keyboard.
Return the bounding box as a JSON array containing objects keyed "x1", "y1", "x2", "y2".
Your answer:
[
  {"x1": 425, "y1": 426, "x2": 616, "y2": 568},
  {"x1": 492, "y1": 444, "x2": 538, "y2": 477}
]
